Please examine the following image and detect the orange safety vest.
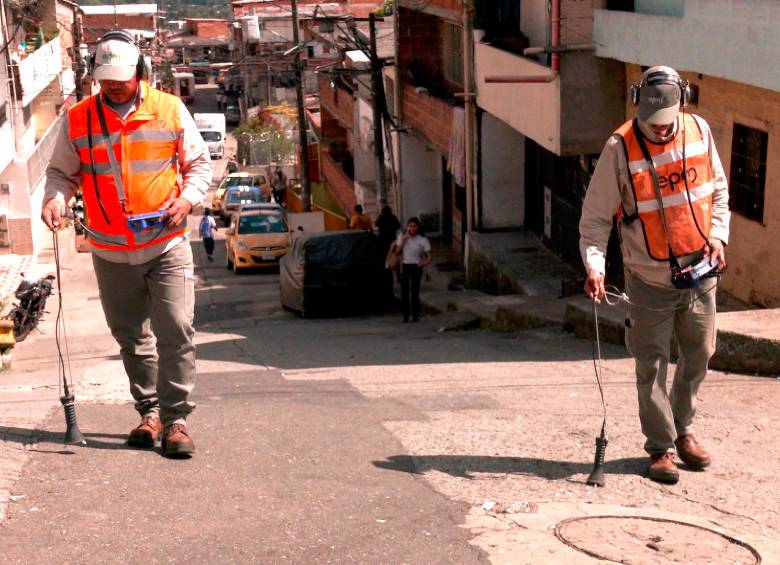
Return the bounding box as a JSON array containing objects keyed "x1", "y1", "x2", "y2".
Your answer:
[
  {"x1": 616, "y1": 113, "x2": 713, "y2": 262},
  {"x1": 68, "y1": 82, "x2": 185, "y2": 250}
]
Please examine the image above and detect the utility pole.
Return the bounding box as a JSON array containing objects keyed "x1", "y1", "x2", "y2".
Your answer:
[
  {"x1": 291, "y1": 0, "x2": 311, "y2": 212},
  {"x1": 368, "y1": 13, "x2": 387, "y2": 208},
  {"x1": 73, "y1": 9, "x2": 84, "y2": 102}
]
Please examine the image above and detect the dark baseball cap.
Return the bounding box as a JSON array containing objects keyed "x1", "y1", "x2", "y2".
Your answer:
[{"x1": 637, "y1": 66, "x2": 682, "y2": 125}]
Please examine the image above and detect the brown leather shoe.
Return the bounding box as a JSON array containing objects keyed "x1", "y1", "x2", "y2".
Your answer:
[
  {"x1": 648, "y1": 452, "x2": 679, "y2": 484},
  {"x1": 127, "y1": 416, "x2": 162, "y2": 448},
  {"x1": 162, "y1": 423, "x2": 195, "y2": 457},
  {"x1": 675, "y1": 434, "x2": 712, "y2": 470}
]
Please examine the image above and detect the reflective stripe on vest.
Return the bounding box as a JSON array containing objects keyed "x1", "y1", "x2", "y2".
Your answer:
[
  {"x1": 67, "y1": 82, "x2": 186, "y2": 251},
  {"x1": 616, "y1": 113, "x2": 713, "y2": 261}
]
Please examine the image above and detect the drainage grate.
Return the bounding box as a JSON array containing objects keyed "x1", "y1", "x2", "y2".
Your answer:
[{"x1": 555, "y1": 515, "x2": 761, "y2": 564}]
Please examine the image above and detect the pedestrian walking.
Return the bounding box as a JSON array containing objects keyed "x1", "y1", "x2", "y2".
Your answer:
[
  {"x1": 41, "y1": 29, "x2": 212, "y2": 457},
  {"x1": 199, "y1": 209, "x2": 218, "y2": 261},
  {"x1": 392, "y1": 217, "x2": 432, "y2": 323},
  {"x1": 349, "y1": 204, "x2": 372, "y2": 231},
  {"x1": 226, "y1": 154, "x2": 239, "y2": 174},
  {"x1": 272, "y1": 165, "x2": 287, "y2": 206},
  {"x1": 376, "y1": 205, "x2": 401, "y2": 254},
  {"x1": 579, "y1": 66, "x2": 730, "y2": 484}
]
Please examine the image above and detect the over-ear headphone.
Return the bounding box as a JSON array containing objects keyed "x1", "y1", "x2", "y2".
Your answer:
[
  {"x1": 86, "y1": 29, "x2": 146, "y2": 79},
  {"x1": 630, "y1": 71, "x2": 690, "y2": 108}
]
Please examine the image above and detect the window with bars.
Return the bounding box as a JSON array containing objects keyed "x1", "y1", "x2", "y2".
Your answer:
[{"x1": 729, "y1": 123, "x2": 768, "y2": 223}]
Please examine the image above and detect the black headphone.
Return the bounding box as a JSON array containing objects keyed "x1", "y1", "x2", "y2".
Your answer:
[
  {"x1": 86, "y1": 29, "x2": 146, "y2": 79},
  {"x1": 630, "y1": 71, "x2": 690, "y2": 108}
]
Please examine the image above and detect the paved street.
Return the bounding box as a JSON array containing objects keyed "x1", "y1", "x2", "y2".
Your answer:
[
  {"x1": 1, "y1": 86, "x2": 779, "y2": 564},
  {"x1": 1, "y1": 215, "x2": 779, "y2": 562}
]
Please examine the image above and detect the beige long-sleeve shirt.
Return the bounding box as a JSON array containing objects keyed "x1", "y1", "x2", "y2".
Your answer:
[
  {"x1": 579, "y1": 115, "x2": 730, "y2": 288},
  {"x1": 44, "y1": 84, "x2": 212, "y2": 264}
]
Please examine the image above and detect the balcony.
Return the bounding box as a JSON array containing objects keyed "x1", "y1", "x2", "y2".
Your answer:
[
  {"x1": 16, "y1": 36, "x2": 63, "y2": 106},
  {"x1": 594, "y1": 2, "x2": 780, "y2": 93},
  {"x1": 475, "y1": 42, "x2": 624, "y2": 156},
  {"x1": 402, "y1": 82, "x2": 457, "y2": 155}
]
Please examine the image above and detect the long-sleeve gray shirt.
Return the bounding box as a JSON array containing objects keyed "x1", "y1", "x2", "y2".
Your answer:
[
  {"x1": 44, "y1": 85, "x2": 212, "y2": 264},
  {"x1": 579, "y1": 115, "x2": 730, "y2": 288}
]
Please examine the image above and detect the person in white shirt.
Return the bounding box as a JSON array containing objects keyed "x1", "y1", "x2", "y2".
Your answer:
[
  {"x1": 199, "y1": 209, "x2": 218, "y2": 261},
  {"x1": 392, "y1": 217, "x2": 432, "y2": 322}
]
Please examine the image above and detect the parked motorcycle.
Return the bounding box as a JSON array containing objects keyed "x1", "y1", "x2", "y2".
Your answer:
[{"x1": 8, "y1": 274, "x2": 55, "y2": 342}]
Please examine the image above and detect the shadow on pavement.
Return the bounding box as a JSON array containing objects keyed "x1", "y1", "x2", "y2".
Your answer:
[
  {"x1": 373, "y1": 454, "x2": 648, "y2": 481},
  {"x1": 0, "y1": 426, "x2": 133, "y2": 451}
]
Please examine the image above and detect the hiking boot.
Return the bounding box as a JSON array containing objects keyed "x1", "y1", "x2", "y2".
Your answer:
[
  {"x1": 162, "y1": 423, "x2": 195, "y2": 457},
  {"x1": 648, "y1": 452, "x2": 679, "y2": 484},
  {"x1": 675, "y1": 434, "x2": 712, "y2": 470},
  {"x1": 127, "y1": 416, "x2": 162, "y2": 448}
]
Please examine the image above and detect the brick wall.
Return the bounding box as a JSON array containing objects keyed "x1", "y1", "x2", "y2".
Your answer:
[
  {"x1": 186, "y1": 19, "x2": 230, "y2": 38},
  {"x1": 318, "y1": 74, "x2": 355, "y2": 132},
  {"x1": 398, "y1": 8, "x2": 443, "y2": 83},
  {"x1": 402, "y1": 82, "x2": 454, "y2": 155},
  {"x1": 560, "y1": 0, "x2": 603, "y2": 45},
  {"x1": 83, "y1": 14, "x2": 155, "y2": 44},
  {"x1": 322, "y1": 151, "x2": 357, "y2": 213}
]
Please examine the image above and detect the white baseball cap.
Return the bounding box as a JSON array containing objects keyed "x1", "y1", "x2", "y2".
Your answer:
[{"x1": 92, "y1": 38, "x2": 140, "y2": 81}]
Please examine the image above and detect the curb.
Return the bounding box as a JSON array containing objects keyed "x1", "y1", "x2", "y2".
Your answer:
[{"x1": 422, "y1": 289, "x2": 780, "y2": 376}]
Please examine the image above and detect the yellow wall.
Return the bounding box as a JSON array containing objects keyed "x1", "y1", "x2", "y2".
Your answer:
[{"x1": 626, "y1": 65, "x2": 780, "y2": 305}]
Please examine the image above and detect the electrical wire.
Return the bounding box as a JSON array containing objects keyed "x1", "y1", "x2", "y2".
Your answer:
[
  {"x1": 590, "y1": 298, "x2": 607, "y2": 431},
  {"x1": 53, "y1": 230, "x2": 74, "y2": 398}
]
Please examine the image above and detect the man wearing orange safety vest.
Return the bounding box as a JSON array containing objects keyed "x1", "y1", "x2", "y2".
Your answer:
[
  {"x1": 41, "y1": 30, "x2": 212, "y2": 457},
  {"x1": 579, "y1": 66, "x2": 730, "y2": 484}
]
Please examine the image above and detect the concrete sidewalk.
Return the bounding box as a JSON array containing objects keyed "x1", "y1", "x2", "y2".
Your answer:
[{"x1": 421, "y1": 231, "x2": 780, "y2": 376}]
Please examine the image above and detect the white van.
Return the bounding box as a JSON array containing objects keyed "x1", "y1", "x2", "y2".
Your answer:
[{"x1": 194, "y1": 113, "x2": 226, "y2": 160}]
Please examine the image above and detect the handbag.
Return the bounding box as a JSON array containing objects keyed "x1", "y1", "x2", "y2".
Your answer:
[{"x1": 385, "y1": 246, "x2": 401, "y2": 270}]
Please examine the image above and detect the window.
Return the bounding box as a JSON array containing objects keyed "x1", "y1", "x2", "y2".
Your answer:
[
  {"x1": 441, "y1": 23, "x2": 463, "y2": 87},
  {"x1": 729, "y1": 123, "x2": 768, "y2": 223},
  {"x1": 0, "y1": 103, "x2": 6, "y2": 128},
  {"x1": 22, "y1": 104, "x2": 31, "y2": 126}
]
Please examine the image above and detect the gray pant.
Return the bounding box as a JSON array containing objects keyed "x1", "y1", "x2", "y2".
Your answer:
[
  {"x1": 624, "y1": 270, "x2": 717, "y2": 455},
  {"x1": 92, "y1": 242, "x2": 196, "y2": 425}
]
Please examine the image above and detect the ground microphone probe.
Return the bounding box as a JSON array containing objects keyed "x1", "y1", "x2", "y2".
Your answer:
[{"x1": 53, "y1": 229, "x2": 86, "y2": 446}]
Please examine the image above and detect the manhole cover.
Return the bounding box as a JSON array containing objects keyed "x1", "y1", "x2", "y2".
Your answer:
[{"x1": 555, "y1": 515, "x2": 761, "y2": 564}]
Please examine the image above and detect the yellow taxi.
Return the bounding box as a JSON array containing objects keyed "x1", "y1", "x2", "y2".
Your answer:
[
  {"x1": 225, "y1": 203, "x2": 289, "y2": 273},
  {"x1": 212, "y1": 172, "x2": 269, "y2": 218}
]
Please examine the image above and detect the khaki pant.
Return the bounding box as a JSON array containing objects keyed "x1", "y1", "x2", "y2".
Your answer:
[
  {"x1": 92, "y1": 242, "x2": 196, "y2": 425},
  {"x1": 624, "y1": 270, "x2": 717, "y2": 455}
]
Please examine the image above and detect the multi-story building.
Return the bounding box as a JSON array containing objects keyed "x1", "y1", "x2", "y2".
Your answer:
[
  {"x1": 594, "y1": 0, "x2": 780, "y2": 305},
  {"x1": 165, "y1": 18, "x2": 231, "y2": 67},
  {"x1": 310, "y1": 13, "x2": 393, "y2": 220},
  {"x1": 472, "y1": 0, "x2": 624, "y2": 274},
  {"x1": 393, "y1": 1, "x2": 623, "y2": 261},
  {"x1": 229, "y1": 1, "x2": 342, "y2": 111},
  {"x1": 0, "y1": 0, "x2": 83, "y2": 255}
]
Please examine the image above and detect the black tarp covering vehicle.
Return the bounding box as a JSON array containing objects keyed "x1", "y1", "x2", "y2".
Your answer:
[{"x1": 280, "y1": 230, "x2": 392, "y2": 318}]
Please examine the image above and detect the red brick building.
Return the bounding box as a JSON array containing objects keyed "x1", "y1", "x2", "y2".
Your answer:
[
  {"x1": 80, "y1": 4, "x2": 157, "y2": 45},
  {"x1": 184, "y1": 18, "x2": 230, "y2": 38}
]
